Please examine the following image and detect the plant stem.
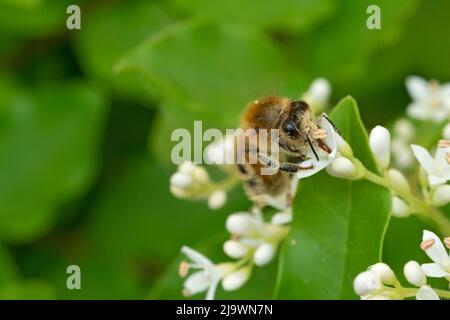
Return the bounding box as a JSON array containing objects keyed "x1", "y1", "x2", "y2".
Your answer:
[{"x1": 363, "y1": 170, "x2": 450, "y2": 236}]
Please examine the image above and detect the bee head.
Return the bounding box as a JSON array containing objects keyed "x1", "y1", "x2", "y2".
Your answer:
[{"x1": 277, "y1": 100, "x2": 313, "y2": 155}]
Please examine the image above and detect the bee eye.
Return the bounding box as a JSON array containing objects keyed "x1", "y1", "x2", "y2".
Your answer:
[{"x1": 283, "y1": 121, "x2": 299, "y2": 138}]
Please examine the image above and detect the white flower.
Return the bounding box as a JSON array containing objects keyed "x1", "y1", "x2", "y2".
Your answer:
[
  {"x1": 391, "y1": 196, "x2": 411, "y2": 218},
  {"x1": 369, "y1": 263, "x2": 395, "y2": 285},
  {"x1": 411, "y1": 142, "x2": 450, "y2": 186},
  {"x1": 403, "y1": 260, "x2": 426, "y2": 287},
  {"x1": 296, "y1": 114, "x2": 339, "y2": 179},
  {"x1": 416, "y1": 285, "x2": 440, "y2": 300},
  {"x1": 170, "y1": 161, "x2": 210, "y2": 198},
  {"x1": 223, "y1": 240, "x2": 249, "y2": 259},
  {"x1": 405, "y1": 76, "x2": 450, "y2": 122},
  {"x1": 302, "y1": 78, "x2": 331, "y2": 113},
  {"x1": 327, "y1": 156, "x2": 358, "y2": 179},
  {"x1": 430, "y1": 185, "x2": 450, "y2": 207},
  {"x1": 180, "y1": 246, "x2": 230, "y2": 300},
  {"x1": 271, "y1": 209, "x2": 292, "y2": 225},
  {"x1": 420, "y1": 230, "x2": 450, "y2": 278},
  {"x1": 204, "y1": 133, "x2": 235, "y2": 165},
  {"x1": 353, "y1": 270, "x2": 382, "y2": 296},
  {"x1": 387, "y1": 168, "x2": 410, "y2": 192},
  {"x1": 222, "y1": 267, "x2": 251, "y2": 291},
  {"x1": 443, "y1": 123, "x2": 450, "y2": 140},
  {"x1": 253, "y1": 243, "x2": 275, "y2": 266},
  {"x1": 208, "y1": 190, "x2": 227, "y2": 210},
  {"x1": 369, "y1": 125, "x2": 391, "y2": 170},
  {"x1": 226, "y1": 212, "x2": 258, "y2": 236}
]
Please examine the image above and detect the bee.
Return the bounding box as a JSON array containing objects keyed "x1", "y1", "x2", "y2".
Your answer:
[{"x1": 235, "y1": 96, "x2": 335, "y2": 207}]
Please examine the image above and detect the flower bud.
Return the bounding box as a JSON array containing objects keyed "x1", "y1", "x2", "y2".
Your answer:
[
  {"x1": 353, "y1": 271, "x2": 381, "y2": 296},
  {"x1": 369, "y1": 126, "x2": 391, "y2": 170},
  {"x1": 443, "y1": 123, "x2": 450, "y2": 140},
  {"x1": 226, "y1": 213, "x2": 255, "y2": 236},
  {"x1": 208, "y1": 190, "x2": 227, "y2": 209},
  {"x1": 416, "y1": 285, "x2": 439, "y2": 300},
  {"x1": 223, "y1": 240, "x2": 248, "y2": 259},
  {"x1": 170, "y1": 172, "x2": 192, "y2": 188},
  {"x1": 271, "y1": 211, "x2": 292, "y2": 225},
  {"x1": 329, "y1": 157, "x2": 357, "y2": 178},
  {"x1": 336, "y1": 135, "x2": 353, "y2": 158},
  {"x1": 179, "y1": 161, "x2": 196, "y2": 174},
  {"x1": 253, "y1": 243, "x2": 275, "y2": 266},
  {"x1": 387, "y1": 169, "x2": 410, "y2": 193},
  {"x1": 192, "y1": 166, "x2": 209, "y2": 183},
  {"x1": 391, "y1": 139, "x2": 414, "y2": 169},
  {"x1": 430, "y1": 185, "x2": 450, "y2": 207},
  {"x1": 394, "y1": 119, "x2": 415, "y2": 142},
  {"x1": 403, "y1": 260, "x2": 426, "y2": 287},
  {"x1": 391, "y1": 196, "x2": 411, "y2": 218},
  {"x1": 222, "y1": 267, "x2": 251, "y2": 291},
  {"x1": 369, "y1": 263, "x2": 395, "y2": 285},
  {"x1": 302, "y1": 78, "x2": 331, "y2": 113}
]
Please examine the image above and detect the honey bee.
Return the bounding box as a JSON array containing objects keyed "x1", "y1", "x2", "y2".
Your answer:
[{"x1": 235, "y1": 96, "x2": 335, "y2": 207}]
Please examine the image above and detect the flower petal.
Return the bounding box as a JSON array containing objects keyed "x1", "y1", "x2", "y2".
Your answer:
[
  {"x1": 406, "y1": 76, "x2": 429, "y2": 101},
  {"x1": 421, "y1": 263, "x2": 450, "y2": 277},
  {"x1": 205, "y1": 279, "x2": 219, "y2": 300},
  {"x1": 434, "y1": 147, "x2": 450, "y2": 176},
  {"x1": 181, "y1": 246, "x2": 213, "y2": 266},
  {"x1": 184, "y1": 271, "x2": 210, "y2": 295},
  {"x1": 416, "y1": 285, "x2": 440, "y2": 300},
  {"x1": 422, "y1": 230, "x2": 449, "y2": 265},
  {"x1": 407, "y1": 103, "x2": 433, "y2": 120},
  {"x1": 411, "y1": 145, "x2": 435, "y2": 175}
]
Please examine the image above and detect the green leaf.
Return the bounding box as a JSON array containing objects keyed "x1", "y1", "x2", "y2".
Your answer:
[
  {"x1": 302, "y1": 0, "x2": 419, "y2": 83},
  {"x1": 0, "y1": 244, "x2": 18, "y2": 286},
  {"x1": 275, "y1": 97, "x2": 391, "y2": 299},
  {"x1": 86, "y1": 157, "x2": 250, "y2": 263},
  {"x1": 0, "y1": 280, "x2": 55, "y2": 299},
  {"x1": 168, "y1": 0, "x2": 335, "y2": 33},
  {"x1": 149, "y1": 235, "x2": 278, "y2": 299},
  {"x1": 0, "y1": 81, "x2": 107, "y2": 242},
  {"x1": 116, "y1": 20, "x2": 306, "y2": 128},
  {"x1": 0, "y1": 0, "x2": 75, "y2": 38},
  {"x1": 0, "y1": 0, "x2": 42, "y2": 10},
  {"x1": 74, "y1": 1, "x2": 170, "y2": 102}
]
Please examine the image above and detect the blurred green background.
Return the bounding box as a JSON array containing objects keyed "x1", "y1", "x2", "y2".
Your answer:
[{"x1": 0, "y1": 0, "x2": 449, "y2": 299}]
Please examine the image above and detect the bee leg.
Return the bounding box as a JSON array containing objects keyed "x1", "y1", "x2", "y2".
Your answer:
[
  {"x1": 279, "y1": 162, "x2": 314, "y2": 173},
  {"x1": 257, "y1": 153, "x2": 279, "y2": 169},
  {"x1": 286, "y1": 192, "x2": 293, "y2": 207},
  {"x1": 317, "y1": 138, "x2": 332, "y2": 154}
]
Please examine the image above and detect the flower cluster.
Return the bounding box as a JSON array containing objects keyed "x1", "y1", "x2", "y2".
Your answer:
[
  {"x1": 353, "y1": 230, "x2": 450, "y2": 300},
  {"x1": 171, "y1": 75, "x2": 450, "y2": 300},
  {"x1": 170, "y1": 161, "x2": 229, "y2": 210},
  {"x1": 178, "y1": 207, "x2": 292, "y2": 299},
  {"x1": 391, "y1": 76, "x2": 450, "y2": 169},
  {"x1": 173, "y1": 78, "x2": 338, "y2": 299}
]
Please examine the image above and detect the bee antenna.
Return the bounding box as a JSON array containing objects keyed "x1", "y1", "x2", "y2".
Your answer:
[{"x1": 306, "y1": 135, "x2": 319, "y2": 161}]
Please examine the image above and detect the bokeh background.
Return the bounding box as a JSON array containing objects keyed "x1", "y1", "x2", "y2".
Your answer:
[{"x1": 0, "y1": 0, "x2": 449, "y2": 299}]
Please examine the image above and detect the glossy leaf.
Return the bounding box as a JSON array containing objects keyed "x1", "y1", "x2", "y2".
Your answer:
[
  {"x1": 0, "y1": 81, "x2": 107, "y2": 242},
  {"x1": 168, "y1": 0, "x2": 335, "y2": 32},
  {"x1": 116, "y1": 20, "x2": 306, "y2": 128},
  {"x1": 75, "y1": 1, "x2": 170, "y2": 101}
]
